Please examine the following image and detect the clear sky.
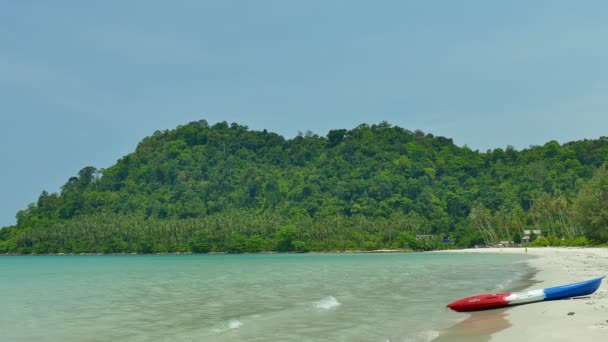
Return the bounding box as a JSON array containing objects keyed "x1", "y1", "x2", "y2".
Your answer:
[{"x1": 2, "y1": 0, "x2": 608, "y2": 227}]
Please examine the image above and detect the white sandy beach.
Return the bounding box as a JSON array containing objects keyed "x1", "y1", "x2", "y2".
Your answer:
[{"x1": 446, "y1": 247, "x2": 608, "y2": 341}]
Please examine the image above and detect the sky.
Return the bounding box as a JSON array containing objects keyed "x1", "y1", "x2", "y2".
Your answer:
[{"x1": 2, "y1": 0, "x2": 608, "y2": 227}]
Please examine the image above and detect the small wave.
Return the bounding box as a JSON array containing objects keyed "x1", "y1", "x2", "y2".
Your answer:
[
  {"x1": 419, "y1": 330, "x2": 440, "y2": 341},
  {"x1": 493, "y1": 277, "x2": 514, "y2": 292},
  {"x1": 492, "y1": 270, "x2": 527, "y2": 292},
  {"x1": 493, "y1": 283, "x2": 507, "y2": 292},
  {"x1": 228, "y1": 319, "x2": 243, "y2": 329},
  {"x1": 314, "y1": 296, "x2": 341, "y2": 310},
  {"x1": 212, "y1": 319, "x2": 243, "y2": 333}
]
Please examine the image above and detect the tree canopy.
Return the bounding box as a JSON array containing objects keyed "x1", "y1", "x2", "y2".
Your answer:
[{"x1": 2, "y1": 120, "x2": 608, "y2": 254}]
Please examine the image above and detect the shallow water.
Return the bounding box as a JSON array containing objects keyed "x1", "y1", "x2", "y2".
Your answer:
[{"x1": 0, "y1": 252, "x2": 533, "y2": 341}]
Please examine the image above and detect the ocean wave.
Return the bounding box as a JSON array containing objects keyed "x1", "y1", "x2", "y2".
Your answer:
[
  {"x1": 314, "y1": 296, "x2": 341, "y2": 310},
  {"x1": 419, "y1": 329, "x2": 440, "y2": 341},
  {"x1": 492, "y1": 270, "x2": 526, "y2": 292},
  {"x1": 212, "y1": 319, "x2": 243, "y2": 333}
]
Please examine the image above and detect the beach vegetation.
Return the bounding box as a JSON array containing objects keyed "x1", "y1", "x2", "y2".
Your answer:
[
  {"x1": 574, "y1": 165, "x2": 608, "y2": 242},
  {"x1": 513, "y1": 232, "x2": 522, "y2": 244},
  {"x1": 530, "y1": 237, "x2": 550, "y2": 247},
  {"x1": 564, "y1": 236, "x2": 589, "y2": 247}
]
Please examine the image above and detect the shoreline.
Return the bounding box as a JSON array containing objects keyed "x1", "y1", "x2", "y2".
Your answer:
[
  {"x1": 0, "y1": 248, "x2": 416, "y2": 257},
  {"x1": 437, "y1": 247, "x2": 608, "y2": 341}
]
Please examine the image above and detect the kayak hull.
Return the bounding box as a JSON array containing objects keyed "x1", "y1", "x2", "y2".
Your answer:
[{"x1": 447, "y1": 276, "x2": 605, "y2": 312}]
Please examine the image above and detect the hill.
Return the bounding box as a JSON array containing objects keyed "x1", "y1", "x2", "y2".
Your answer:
[{"x1": 2, "y1": 120, "x2": 608, "y2": 254}]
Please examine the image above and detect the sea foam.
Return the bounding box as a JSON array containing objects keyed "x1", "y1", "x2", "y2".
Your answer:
[
  {"x1": 212, "y1": 319, "x2": 243, "y2": 333},
  {"x1": 492, "y1": 270, "x2": 524, "y2": 292},
  {"x1": 228, "y1": 319, "x2": 243, "y2": 329},
  {"x1": 314, "y1": 296, "x2": 341, "y2": 310}
]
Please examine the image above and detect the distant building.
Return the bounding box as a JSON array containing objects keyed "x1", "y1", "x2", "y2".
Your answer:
[
  {"x1": 522, "y1": 230, "x2": 542, "y2": 243},
  {"x1": 489, "y1": 240, "x2": 514, "y2": 248}
]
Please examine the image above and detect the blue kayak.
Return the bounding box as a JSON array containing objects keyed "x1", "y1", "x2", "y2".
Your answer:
[{"x1": 543, "y1": 276, "x2": 605, "y2": 300}]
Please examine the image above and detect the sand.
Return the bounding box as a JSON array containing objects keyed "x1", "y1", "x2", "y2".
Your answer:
[{"x1": 444, "y1": 247, "x2": 608, "y2": 341}]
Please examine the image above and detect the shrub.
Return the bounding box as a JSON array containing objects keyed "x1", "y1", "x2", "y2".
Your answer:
[{"x1": 530, "y1": 237, "x2": 550, "y2": 247}]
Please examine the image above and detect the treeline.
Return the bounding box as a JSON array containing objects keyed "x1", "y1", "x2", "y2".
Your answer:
[
  {"x1": 2, "y1": 120, "x2": 608, "y2": 254},
  {"x1": 1, "y1": 211, "x2": 448, "y2": 254}
]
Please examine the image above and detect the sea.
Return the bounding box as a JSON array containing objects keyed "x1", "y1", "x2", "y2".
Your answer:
[{"x1": 0, "y1": 252, "x2": 534, "y2": 342}]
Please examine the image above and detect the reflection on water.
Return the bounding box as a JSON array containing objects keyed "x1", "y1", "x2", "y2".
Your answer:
[{"x1": 435, "y1": 309, "x2": 511, "y2": 342}]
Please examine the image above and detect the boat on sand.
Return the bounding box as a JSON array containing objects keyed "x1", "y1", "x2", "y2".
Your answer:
[{"x1": 447, "y1": 276, "x2": 605, "y2": 312}]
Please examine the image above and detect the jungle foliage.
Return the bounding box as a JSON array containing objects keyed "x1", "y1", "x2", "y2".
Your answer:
[{"x1": 2, "y1": 120, "x2": 608, "y2": 254}]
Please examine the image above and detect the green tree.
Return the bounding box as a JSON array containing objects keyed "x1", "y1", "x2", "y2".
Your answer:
[
  {"x1": 276, "y1": 225, "x2": 307, "y2": 252},
  {"x1": 397, "y1": 232, "x2": 420, "y2": 250},
  {"x1": 189, "y1": 237, "x2": 211, "y2": 253},
  {"x1": 513, "y1": 232, "x2": 522, "y2": 244},
  {"x1": 574, "y1": 165, "x2": 608, "y2": 242}
]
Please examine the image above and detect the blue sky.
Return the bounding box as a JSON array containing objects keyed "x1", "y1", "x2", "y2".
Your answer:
[{"x1": 2, "y1": 0, "x2": 608, "y2": 227}]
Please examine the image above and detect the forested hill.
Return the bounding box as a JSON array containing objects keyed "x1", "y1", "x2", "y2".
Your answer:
[{"x1": 2, "y1": 120, "x2": 608, "y2": 254}]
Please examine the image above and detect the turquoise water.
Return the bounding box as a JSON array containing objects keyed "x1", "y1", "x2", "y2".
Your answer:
[{"x1": 0, "y1": 253, "x2": 532, "y2": 341}]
